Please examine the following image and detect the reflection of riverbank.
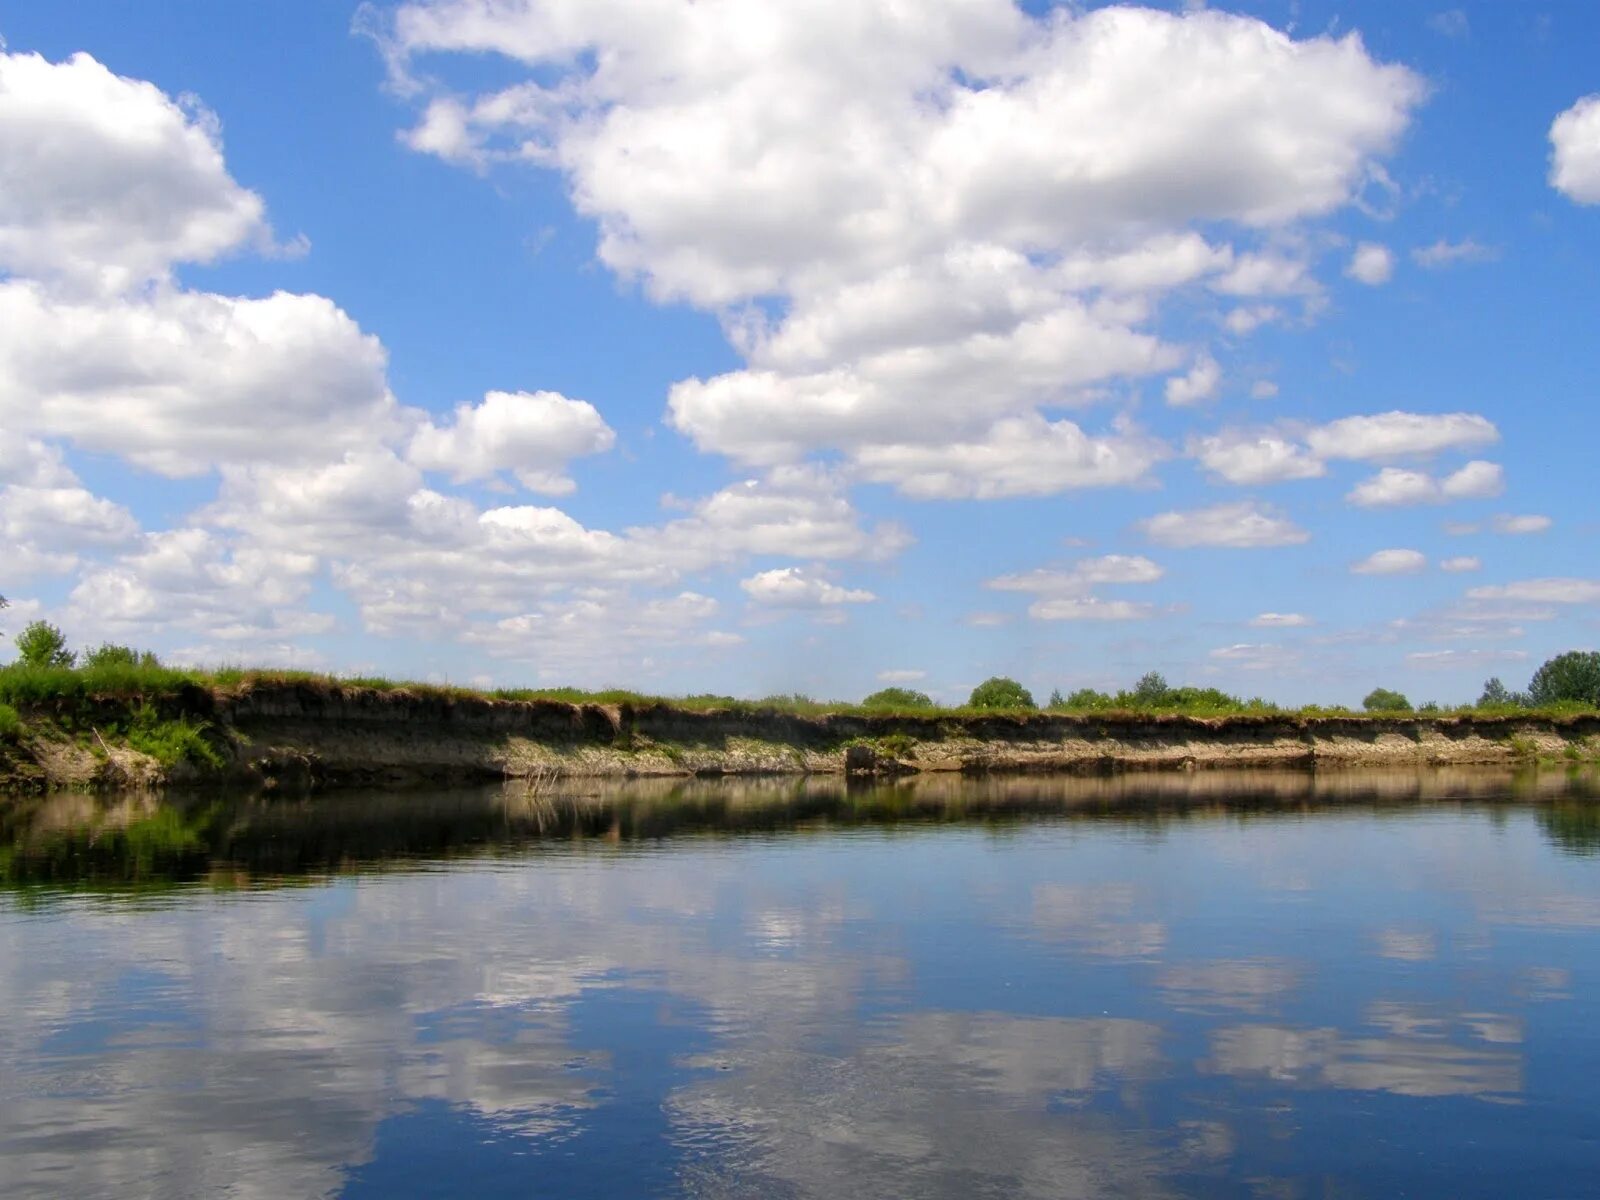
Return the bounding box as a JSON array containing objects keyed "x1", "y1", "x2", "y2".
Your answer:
[{"x1": 1, "y1": 767, "x2": 1597, "y2": 893}]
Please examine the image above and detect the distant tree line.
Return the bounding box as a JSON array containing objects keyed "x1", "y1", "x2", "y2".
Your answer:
[
  {"x1": 860, "y1": 655, "x2": 1600, "y2": 714},
  {"x1": 1476, "y1": 650, "x2": 1600, "y2": 710}
]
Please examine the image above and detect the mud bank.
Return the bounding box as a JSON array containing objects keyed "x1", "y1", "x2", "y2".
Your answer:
[{"x1": 2, "y1": 681, "x2": 1598, "y2": 793}]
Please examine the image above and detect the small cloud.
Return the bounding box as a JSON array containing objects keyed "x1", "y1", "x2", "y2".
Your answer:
[
  {"x1": 1412, "y1": 238, "x2": 1498, "y2": 268},
  {"x1": 1029, "y1": 597, "x2": 1156, "y2": 621},
  {"x1": 876, "y1": 668, "x2": 926, "y2": 683},
  {"x1": 1224, "y1": 305, "x2": 1281, "y2": 334},
  {"x1": 1209, "y1": 643, "x2": 1299, "y2": 670},
  {"x1": 1467, "y1": 578, "x2": 1600, "y2": 605},
  {"x1": 1426, "y1": 9, "x2": 1470, "y2": 39},
  {"x1": 1352, "y1": 548, "x2": 1428, "y2": 575},
  {"x1": 1346, "y1": 460, "x2": 1503, "y2": 507},
  {"x1": 1492, "y1": 513, "x2": 1552, "y2": 535},
  {"x1": 1191, "y1": 430, "x2": 1325, "y2": 486},
  {"x1": 964, "y1": 611, "x2": 1012, "y2": 628},
  {"x1": 1249, "y1": 380, "x2": 1279, "y2": 400},
  {"x1": 1165, "y1": 354, "x2": 1222, "y2": 406},
  {"x1": 740, "y1": 567, "x2": 875, "y2": 608},
  {"x1": 1439, "y1": 556, "x2": 1481, "y2": 573},
  {"x1": 1346, "y1": 242, "x2": 1394, "y2": 285},
  {"x1": 1139, "y1": 501, "x2": 1309, "y2": 549},
  {"x1": 1406, "y1": 649, "x2": 1528, "y2": 669},
  {"x1": 1249, "y1": 612, "x2": 1313, "y2": 628}
]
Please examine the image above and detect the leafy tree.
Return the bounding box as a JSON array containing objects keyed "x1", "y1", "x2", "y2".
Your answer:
[
  {"x1": 1046, "y1": 688, "x2": 1066, "y2": 709},
  {"x1": 861, "y1": 686, "x2": 934, "y2": 710},
  {"x1": 1133, "y1": 671, "x2": 1171, "y2": 705},
  {"x1": 1528, "y1": 651, "x2": 1600, "y2": 708},
  {"x1": 1478, "y1": 677, "x2": 1513, "y2": 707},
  {"x1": 13, "y1": 620, "x2": 74, "y2": 668},
  {"x1": 968, "y1": 676, "x2": 1036, "y2": 710},
  {"x1": 1362, "y1": 687, "x2": 1411, "y2": 713},
  {"x1": 82, "y1": 643, "x2": 161, "y2": 669}
]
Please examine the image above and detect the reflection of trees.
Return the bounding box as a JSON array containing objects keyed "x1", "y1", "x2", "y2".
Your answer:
[
  {"x1": 0, "y1": 798, "x2": 218, "y2": 892},
  {"x1": 3, "y1": 767, "x2": 1598, "y2": 895},
  {"x1": 1537, "y1": 802, "x2": 1600, "y2": 856}
]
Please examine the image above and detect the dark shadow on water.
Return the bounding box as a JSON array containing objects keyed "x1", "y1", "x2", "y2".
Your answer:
[{"x1": 2, "y1": 766, "x2": 1598, "y2": 898}]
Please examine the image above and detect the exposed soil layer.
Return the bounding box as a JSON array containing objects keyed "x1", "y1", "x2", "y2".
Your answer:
[{"x1": 2, "y1": 681, "x2": 1597, "y2": 793}]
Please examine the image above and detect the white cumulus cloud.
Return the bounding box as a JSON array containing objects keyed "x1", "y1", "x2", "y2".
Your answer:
[
  {"x1": 1345, "y1": 242, "x2": 1394, "y2": 285},
  {"x1": 1550, "y1": 94, "x2": 1600, "y2": 204},
  {"x1": 1345, "y1": 460, "x2": 1503, "y2": 506},
  {"x1": 0, "y1": 49, "x2": 270, "y2": 294},
  {"x1": 1191, "y1": 431, "x2": 1325, "y2": 484},
  {"x1": 1306, "y1": 411, "x2": 1498, "y2": 460},
  {"x1": 381, "y1": 0, "x2": 1423, "y2": 497},
  {"x1": 1139, "y1": 501, "x2": 1309, "y2": 548},
  {"x1": 407, "y1": 390, "x2": 616, "y2": 495},
  {"x1": 740, "y1": 567, "x2": 876, "y2": 609}
]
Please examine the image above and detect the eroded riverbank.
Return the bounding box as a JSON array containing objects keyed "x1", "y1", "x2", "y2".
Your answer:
[{"x1": 2, "y1": 681, "x2": 1598, "y2": 793}]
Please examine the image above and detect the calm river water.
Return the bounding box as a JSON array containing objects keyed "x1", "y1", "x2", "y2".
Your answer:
[{"x1": 2, "y1": 769, "x2": 1598, "y2": 1198}]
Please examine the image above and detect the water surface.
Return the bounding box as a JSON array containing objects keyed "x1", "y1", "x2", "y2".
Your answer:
[{"x1": 2, "y1": 769, "x2": 1598, "y2": 1198}]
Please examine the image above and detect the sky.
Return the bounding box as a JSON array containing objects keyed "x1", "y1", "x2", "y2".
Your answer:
[{"x1": 0, "y1": 0, "x2": 1596, "y2": 706}]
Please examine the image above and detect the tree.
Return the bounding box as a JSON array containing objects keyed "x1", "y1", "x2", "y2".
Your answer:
[
  {"x1": 1046, "y1": 688, "x2": 1065, "y2": 709},
  {"x1": 968, "y1": 676, "x2": 1035, "y2": 709},
  {"x1": 14, "y1": 620, "x2": 74, "y2": 668},
  {"x1": 1362, "y1": 687, "x2": 1411, "y2": 713},
  {"x1": 1528, "y1": 651, "x2": 1600, "y2": 708},
  {"x1": 861, "y1": 686, "x2": 934, "y2": 710},
  {"x1": 1133, "y1": 671, "x2": 1170, "y2": 705},
  {"x1": 1478, "y1": 677, "x2": 1513, "y2": 707}
]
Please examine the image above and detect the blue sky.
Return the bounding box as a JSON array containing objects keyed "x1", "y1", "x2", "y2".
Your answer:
[{"x1": 0, "y1": 0, "x2": 1596, "y2": 704}]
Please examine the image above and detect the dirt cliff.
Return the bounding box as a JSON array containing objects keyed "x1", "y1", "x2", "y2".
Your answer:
[{"x1": 3, "y1": 680, "x2": 1597, "y2": 793}]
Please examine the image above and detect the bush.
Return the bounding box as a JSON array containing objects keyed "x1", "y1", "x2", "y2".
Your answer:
[
  {"x1": 861, "y1": 687, "x2": 934, "y2": 710},
  {"x1": 1528, "y1": 651, "x2": 1600, "y2": 708},
  {"x1": 0, "y1": 702, "x2": 19, "y2": 739},
  {"x1": 124, "y1": 705, "x2": 222, "y2": 769},
  {"x1": 968, "y1": 676, "x2": 1035, "y2": 710},
  {"x1": 82, "y1": 643, "x2": 161, "y2": 670},
  {"x1": 1363, "y1": 687, "x2": 1412, "y2": 713},
  {"x1": 13, "y1": 621, "x2": 74, "y2": 669},
  {"x1": 1062, "y1": 687, "x2": 1113, "y2": 710}
]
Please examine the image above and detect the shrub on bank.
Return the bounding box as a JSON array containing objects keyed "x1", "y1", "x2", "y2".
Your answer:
[
  {"x1": 861, "y1": 687, "x2": 935, "y2": 710},
  {"x1": 1363, "y1": 688, "x2": 1412, "y2": 713},
  {"x1": 968, "y1": 677, "x2": 1036, "y2": 710}
]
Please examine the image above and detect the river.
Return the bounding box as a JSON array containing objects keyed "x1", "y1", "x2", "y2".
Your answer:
[{"x1": 1, "y1": 768, "x2": 1597, "y2": 1197}]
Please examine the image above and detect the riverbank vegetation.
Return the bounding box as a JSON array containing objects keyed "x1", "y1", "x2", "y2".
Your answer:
[{"x1": 0, "y1": 620, "x2": 1596, "y2": 724}]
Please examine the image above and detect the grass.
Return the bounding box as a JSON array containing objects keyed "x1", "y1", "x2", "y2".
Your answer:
[
  {"x1": 0, "y1": 661, "x2": 1596, "y2": 724},
  {"x1": 0, "y1": 702, "x2": 20, "y2": 740}
]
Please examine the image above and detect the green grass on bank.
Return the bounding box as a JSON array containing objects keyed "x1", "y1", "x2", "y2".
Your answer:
[{"x1": 0, "y1": 660, "x2": 1596, "y2": 722}]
